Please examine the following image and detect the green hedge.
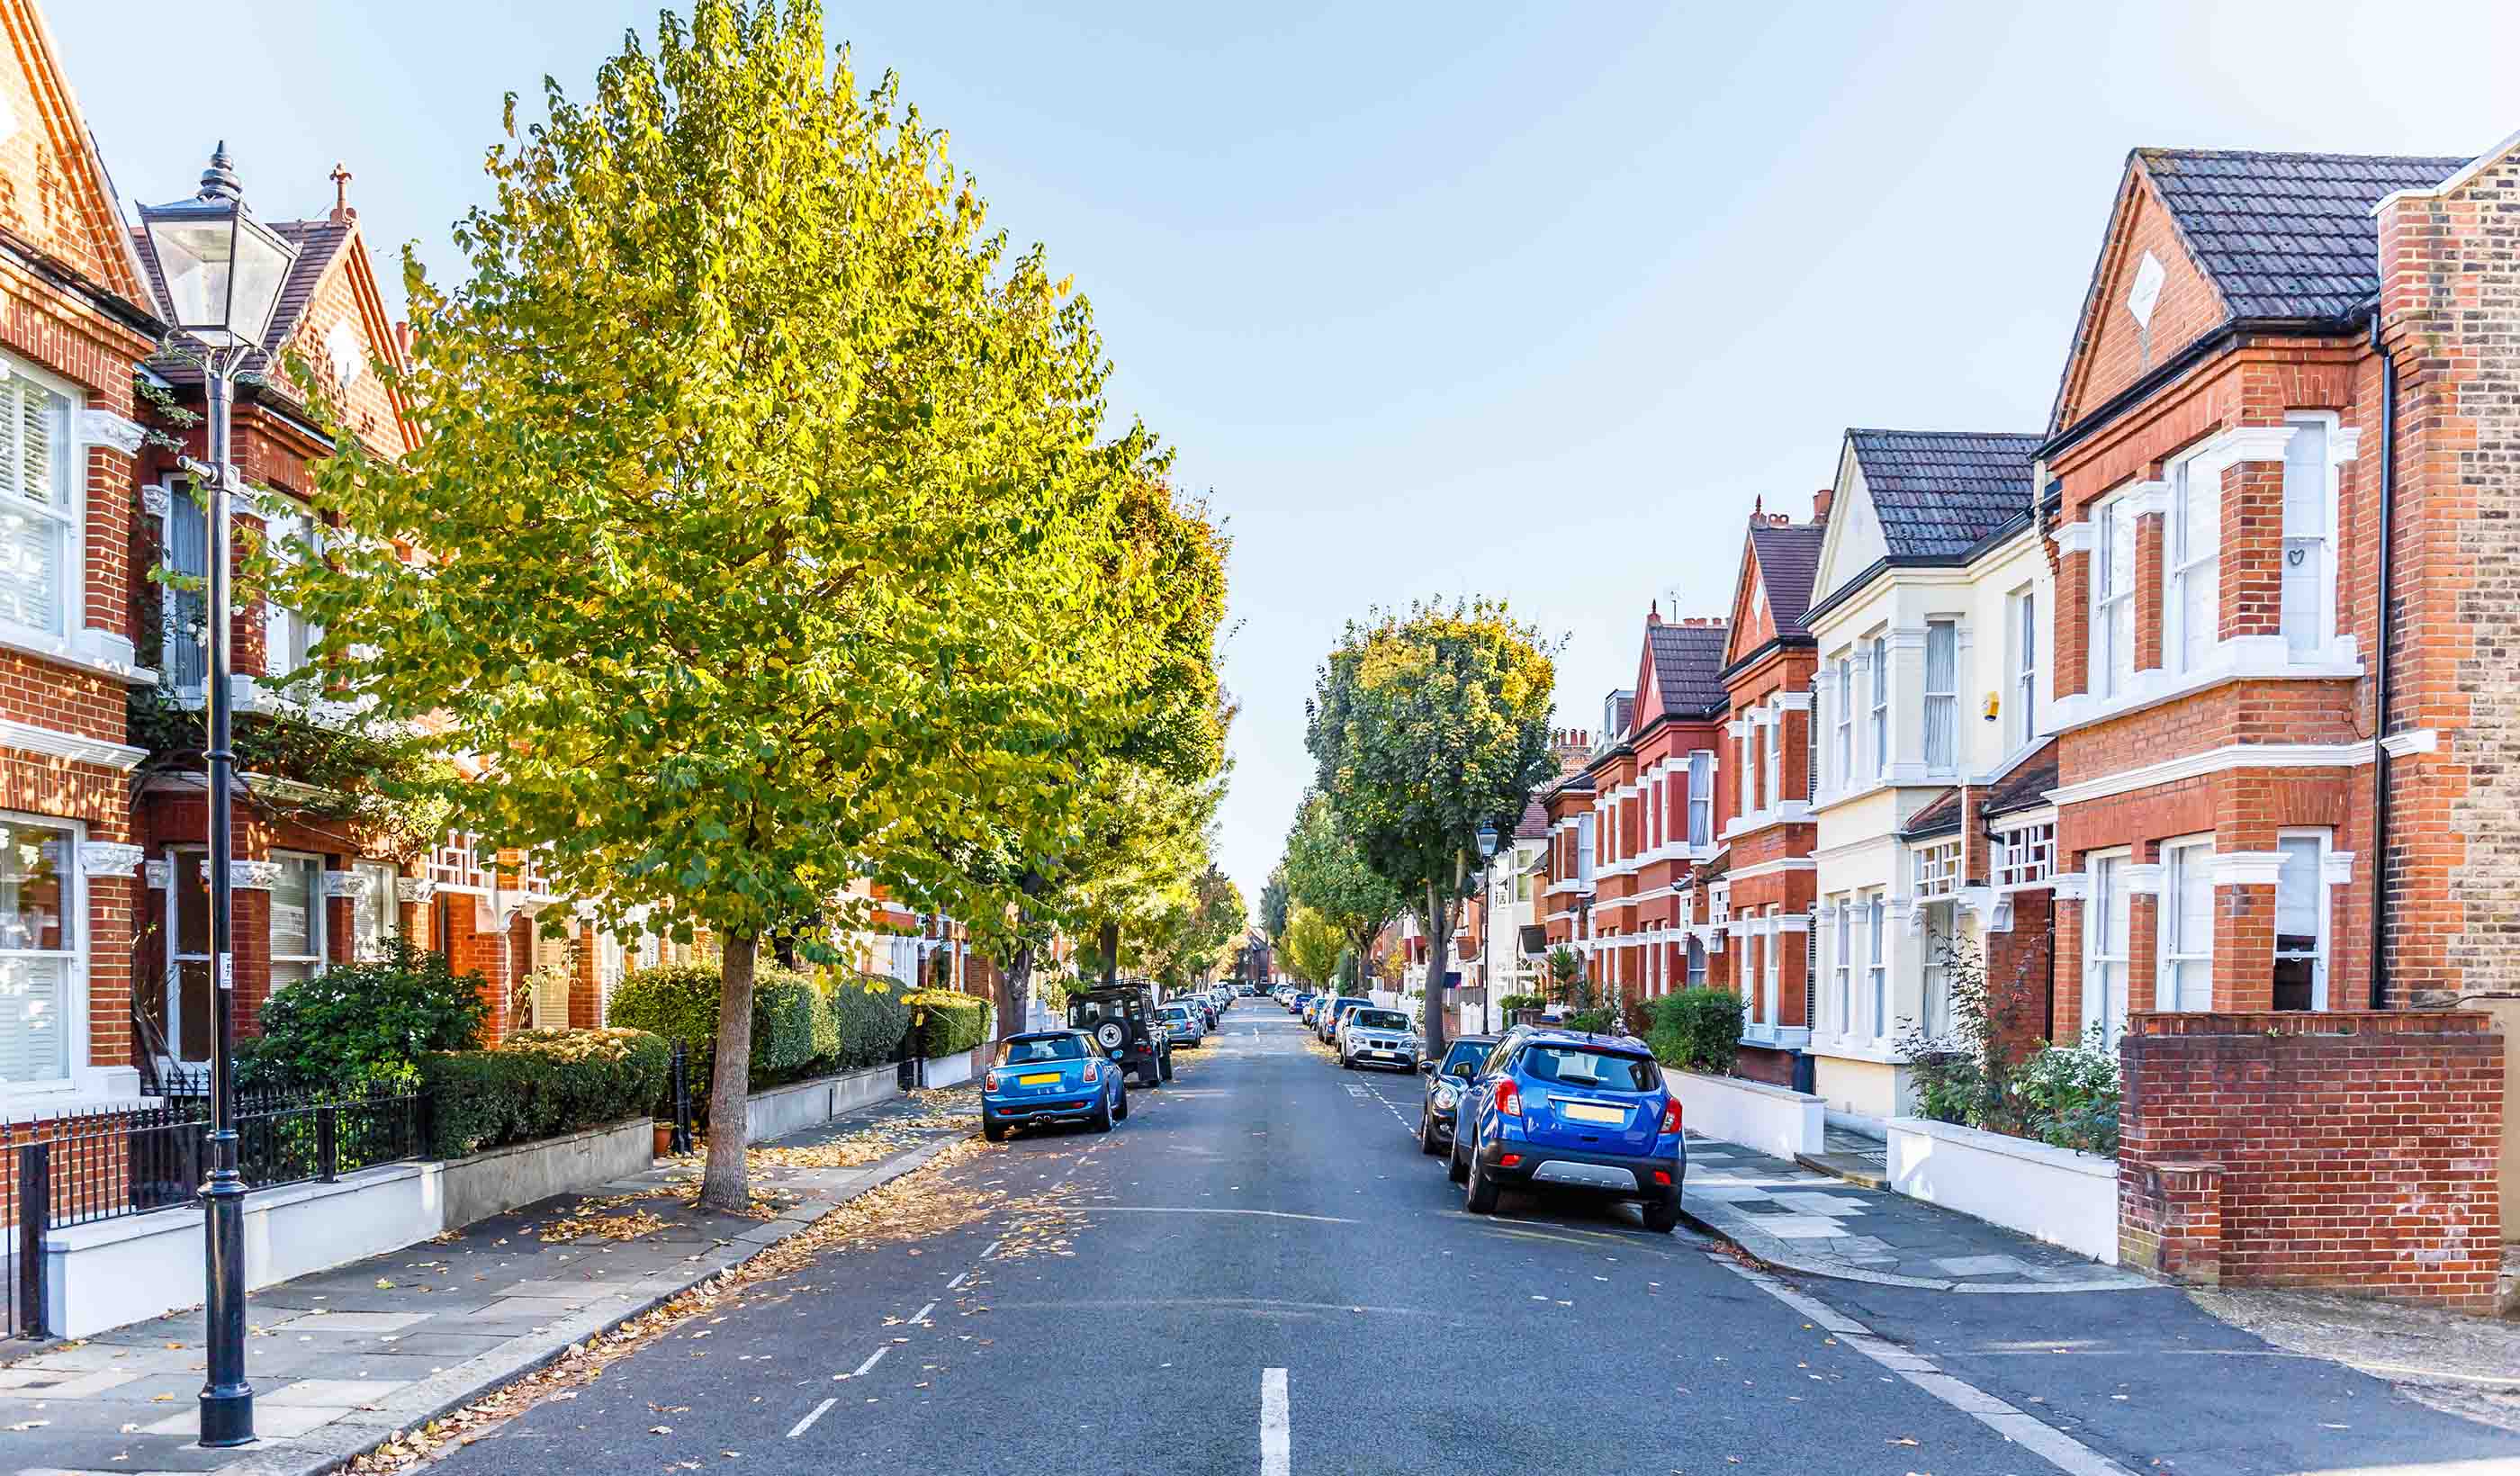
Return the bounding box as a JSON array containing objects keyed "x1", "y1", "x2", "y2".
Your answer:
[
  {"x1": 608, "y1": 964, "x2": 919, "y2": 1118},
  {"x1": 240, "y1": 939, "x2": 488, "y2": 1090},
  {"x1": 1647, "y1": 988, "x2": 1742, "y2": 1076},
  {"x1": 1495, "y1": 993, "x2": 1544, "y2": 1013},
  {"x1": 825, "y1": 971, "x2": 915, "y2": 1071},
  {"x1": 905, "y1": 990, "x2": 992, "y2": 1058},
  {"x1": 419, "y1": 1028, "x2": 670, "y2": 1158}
]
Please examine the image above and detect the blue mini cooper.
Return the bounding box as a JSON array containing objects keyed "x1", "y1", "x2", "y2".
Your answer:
[{"x1": 982, "y1": 1030, "x2": 1127, "y2": 1141}]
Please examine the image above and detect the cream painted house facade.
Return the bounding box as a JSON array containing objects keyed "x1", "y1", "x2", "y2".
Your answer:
[{"x1": 1803, "y1": 430, "x2": 2051, "y2": 1128}]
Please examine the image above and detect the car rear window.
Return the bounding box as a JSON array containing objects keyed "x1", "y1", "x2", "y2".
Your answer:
[
  {"x1": 1000, "y1": 1036, "x2": 1084, "y2": 1065},
  {"x1": 1352, "y1": 1010, "x2": 1410, "y2": 1031},
  {"x1": 1518, "y1": 1046, "x2": 1660, "y2": 1092}
]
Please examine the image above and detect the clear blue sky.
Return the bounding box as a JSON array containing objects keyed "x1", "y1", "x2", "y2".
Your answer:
[{"x1": 54, "y1": 1, "x2": 2520, "y2": 927}]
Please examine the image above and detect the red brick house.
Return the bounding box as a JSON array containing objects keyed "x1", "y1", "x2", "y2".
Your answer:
[
  {"x1": 1714, "y1": 502, "x2": 1827, "y2": 1084},
  {"x1": 2041, "y1": 138, "x2": 2519, "y2": 1303},
  {"x1": 0, "y1": 0, "x2": 164, "y2": 1112}
]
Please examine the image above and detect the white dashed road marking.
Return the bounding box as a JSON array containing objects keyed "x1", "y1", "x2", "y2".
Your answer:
[
  {"x1": 787, "y1": 1397, "x2": 836, "y2": 1438},
  {"x1": 1260, "y1": 1367, "x2": 1291, "y2": 1476},
  {"x1": 839, "y1": 1345, "x2": 888, "y2": 1380}
]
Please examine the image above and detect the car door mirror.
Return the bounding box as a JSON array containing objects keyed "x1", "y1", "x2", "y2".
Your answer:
[{"x1": 1418, "y1": 1059, "x2": 1436, "y2": 1076}]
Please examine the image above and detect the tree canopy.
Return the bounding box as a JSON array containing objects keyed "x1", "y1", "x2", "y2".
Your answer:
[{"x1": 1278, "y1": 789, "x2": 1405, "y2": 988}]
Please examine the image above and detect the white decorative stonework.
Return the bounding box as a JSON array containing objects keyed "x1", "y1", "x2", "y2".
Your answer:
[
  {"x1": 200, "y1": 859, "x2": 284, "y2": 890},
  {"x1": 2050, "y1": 519, "x2": 2095, "y2": 556},
  {"x1": 143, "y1": 858, "x2": 172, "y2": 890},
  {"x1": 396, "y1": 876, "x2": 436, "y2": 904},
  {"x1": 2122, "y1": 480, "x2": 2173, "y2": 519},
  {"x1": 78, "y1": 842, "x2": 144, "y2": 878},
  {"x1": 2380, "y1": 729, "x2": 2439, "y2": 759},
  {"x1": 79, "y1": 409, "x2": 146, "y2": 456},
  {"x1": 323, "y1": 869, "x2": 374, "y2": 900},
  {"x1": 2120, "y1": 862, "x2": 2165, "y2": 896},
  {"x1": 2050, "y1": 873, "x2": 2090, "y2": 904},
  {"x1": 2332, "y1": 425, "x2": 2363, "y2": 463},
  {"x1": 141, "y1": 485, "x2": 172, "y2": 518},
  {"x1": 2323, "y1": 850, "x2": 2356, "y2": 886},
  {"x1": 2210, "y1": 851, "x2": 2289, "y2": 887}
]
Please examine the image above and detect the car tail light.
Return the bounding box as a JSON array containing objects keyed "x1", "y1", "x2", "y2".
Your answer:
[
  {"x1": 1499, "y1": 1153, "x2": 1523, "y2": 1167},
  {"x1": 1652, "y1": 1169, "x2": 1671, "y2": 1186},
  {"x1": 1494, "y1": 1079, "x2": 1523, "y2": 1118},
  {"x1": 1660, "y1": 1096, "x2": 1682, "y2": 1137},
  {"x1": 1081, "y1": 1061, "x2": 1099, "y2": 1083},
  {"x1": 984, "y1": 1070, "x2": 1002, "y2": 1091}
]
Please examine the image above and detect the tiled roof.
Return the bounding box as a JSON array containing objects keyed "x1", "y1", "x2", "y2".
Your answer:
[
  {"x1": 2140, "y1": 148, "x2": 2468, "y2": 322},
  {"x1": 1514, "y1": 799, "x2": 1549, "y2": 840},
  {"x1": 1546, "y1": 771, "x2": 1596, "y2": 798},
  {"x1": 1644, "y1": 621, "x2": 1730, "y2": 718},
  {"x1": 1901, "y1": 788, "x2": 1964, "y2": 840},
  {"x1": 1846, "y1": 429, "x2": 2041, "y2": 559},
  {"x1": 1746, "y1": 521, "x2": 1827, "y2": 638},
  {"x1": 1984, "y1": 742, "x2": 2058, "y2": 819},
  {"x1": 130, "y1": 219, "x2": 356, "y2": 386}
]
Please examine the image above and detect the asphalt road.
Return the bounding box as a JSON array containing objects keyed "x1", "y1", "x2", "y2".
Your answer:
[{"x1": 421, "y1": 1007, "x2": 2518, "y2": 1476}]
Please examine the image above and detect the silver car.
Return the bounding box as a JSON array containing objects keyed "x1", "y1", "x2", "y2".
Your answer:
[
  {"x1": 1338, "y1": 1006, "x2": 1421, "y2": 1072},
  {"x1": 1161, "y1": 1003, "x2": 1205, "y2": 1048}
]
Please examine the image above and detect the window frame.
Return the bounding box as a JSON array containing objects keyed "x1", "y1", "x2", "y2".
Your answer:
[
  {"x1": 2164, "y1": 447, "x2": 2219, "y2": 677},
  {"x1": 258, "y1": 497, "x2": 325, "y2": 688},
  {"x1": 2157, "y1": 837, "x2": 2214, "y2": 1012},
  {"x1": 1832, "y1": 899, "x2": 1852, "y2": 1036},
  {"x1": 0, "y1": 360, "x2": 81, "y2": 644},
  {"x1": 266, "y1": 850, "x2": 327, "y2": 990},
  {"x1": 2084, "y1": 850, "x2": 2131, "y2": 1048},
  {"x1": 2090, "y1": 494, "x2": 2136, "y2": 700},
  {"x1": 1922, "y1": 619, "x2": 1958, "y2": 772},
  {"x1": 1760, "y1": 713, "x2": 1778, "y2": 812},
  {"x1": 351, "y1": 859, "x2": 399, "y2": 959},
  {"x1": 1865, "y1": 894, "x2": 1887, "y2": 1040},
  {"x1": 1993, "y1": 821, "x2": 2056, "y2": 889},
  {"x1": 1868, "y1": 636, "x2": 1889, "y2": 779},
  {"x1": 1912, "y1": 839, "x2": 1961, "y2": 900},
  {"x1": 1686, "y1": 751, "x2": 1713, "y2": 848},
  {"x1": 2007, "y1": 586, "x2": 2036, "y2": 749},
  {"x1": 2273, "y1": 827, "x2": 2333, "y2": 1011},
  {"x1": 1833, "y1": 655, "x2": 1854, "y2": 789},
  {"x1": 0, "y1": 813, "x2": 81, "y2": 1091},
  {"x1": 2281, "y1": 411, "x2": 2342, "y2": 661}
]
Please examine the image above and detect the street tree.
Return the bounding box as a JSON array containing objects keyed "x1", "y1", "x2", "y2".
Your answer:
[
  {"x1": 1304, "y1": 600, "x2": 1556, "y2": 1061},
  {"x1": 1279, "y1": 789, "x2": 1405, "y2": 994},
  {"x1": 1258, "y1": 870, "x2": 1292, "y2": 948},
  {"x1": 284, "y1": 0, "x2": 1168, "y2": 1210},
  {"x1": 1280, "y1": 904, "x2": 1344, "y2": 986}
]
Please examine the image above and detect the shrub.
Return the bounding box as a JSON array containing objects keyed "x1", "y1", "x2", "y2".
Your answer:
[
  {"x1": 823, "y1": 970, "x2": 914, "y2": 1071},
  {"x1": 1495, "y1": 993, "x2": 1544, "y2": 1013},
  {"x1": 420, "y1": 1027, "x2": 670, "y2": 1157},
  {"x1": 2011, "y1": 1032, "x2": 2121, "y2": 1156},
  {"x1": 905, "y1": 990, "x2": 991, "y2": 1058},
  {"x1": 245, "y1": 939, "x2": 488, "y2": 1089},
  {"x1": 1561, "y1": 1008, "x2": 1616, "y2": 1035},
  {"x1": 1646, "y1": 988, "x2": 1742, "y2": 1076},
  {"x1": 608, "y1": 962, "x2": 832, "y2": 1120}
]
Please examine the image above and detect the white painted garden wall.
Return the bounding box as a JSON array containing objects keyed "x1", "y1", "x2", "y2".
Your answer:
[{"x1": 1886, "y1": 1116, "x2": 2120, "y2": 1264}]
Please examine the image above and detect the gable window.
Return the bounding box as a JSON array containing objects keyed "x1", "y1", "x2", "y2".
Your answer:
[
  {"x1": 2159, "y1": 840, "x2": 2213, "y2": 1011},
  {"x1": 2273, "y1": 831, "x2": 2330, "y2": 1011},
  {"x1": 2282, "y1": 415, "x2": 2334, "y2": 660},
  {"x1": 0, "y1": 369, "x2": 74, "y2": 639},
  {"x1": 2167, "y1": 453, "x2": 2218, "y2": 674},
  {"x1": 2092, "y1": 497, "x2": 2136, "y2": 698},
  {"x1": 0, "y1": 817, "x2": 76, "y2": 1085},
  {"x1": 1833, "y1": 656, "x2": 1853, "y2": 788},
  {"x1": 1923, "y1": 620, "x2": 1958, "y2": 771},
  {"x1": 1868, "y1": 636, "x2": 1888, "y2": 779},
  {"x1": 2007, "y1": 588, "x2": 2036, "y2": 749},
  {"x1": 2086, "y1": 853, "x2": 2130, "y2": 1048},
  {"x1": 269, "y1": 851, "x2": 326, "y2": 988}
]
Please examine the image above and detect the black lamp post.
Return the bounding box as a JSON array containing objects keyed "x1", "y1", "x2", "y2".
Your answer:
[{"x1": 140, "y1": 143, "x2": 300, "y2": 1452}]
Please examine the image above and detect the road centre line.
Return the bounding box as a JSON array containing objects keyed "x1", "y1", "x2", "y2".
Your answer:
[
  {"x1": 944, "y1": 1272, "x2": 968, "y2": 1291},
  {"x1": 908, "y1": 1300, "x2": 935, "y2": 1325},
  {"x1": 786, "y1": 1397, "x2": 836, "y2": 1438},
  {"x1": 1260, "y1": 1367, "x2": 1291, "y2": 1476},
  {"x1": 837, "y1": 1346, "x2": 888, "y2": 1380},
  {"x1": 1073, "y1": 1205, "x2": 1356, "y2": 1223},
  {"x1": 1708, "y1": 1253, "x2": 2136, "y2": 1476}
]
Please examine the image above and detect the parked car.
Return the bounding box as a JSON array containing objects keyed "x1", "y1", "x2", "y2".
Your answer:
[
  {"x1": 1317, "y1": 995, "x2": 1370, "y2": 1043},
  {"x1": 1337, "y1": 1007, "x2": 1420, "y2": 1072},
  {"x1": 1416, "y1": 1034, "x2": 1498, "y2": 1155},
  {"x1": 1065, "y1": 986, "x2": 1172, "y2": 1087},
  {"x1": 1448, "y1": 1029, "x2": 1684, "y2": 1233},
  {"x1": 982, "y1": 1030, "x2": 1127, "y2": 1140},
  {"x1": 1300, "y1": 994, "x2": 1323, "y2": 1026},
  {"x1": 1160, "y1": 1002, "x2": 1206, "y2": 1048}
]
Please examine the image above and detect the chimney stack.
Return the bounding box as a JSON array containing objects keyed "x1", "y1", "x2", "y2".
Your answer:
[
  {"x1": 328, "y1": 162, "x2": 357, "y2": 224},
  {"x1": 1646, "y1": 600, "x2": 1661, "y2": 626},
  {"x1": 1813, "y1": 487, "x2": 1834, "y2": 524}
]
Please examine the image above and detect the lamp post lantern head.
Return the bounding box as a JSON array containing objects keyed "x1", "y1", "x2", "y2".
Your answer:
[
  {"x1": 1475, "y1": 823, "x2": 1498, "y2": 861},
  {"x1": 140, "y1": 143, "x2": 299, "y2": 353}
]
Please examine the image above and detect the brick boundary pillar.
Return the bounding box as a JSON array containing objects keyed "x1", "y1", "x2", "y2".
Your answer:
[{"x1": 2121, "y1": 1159, "x2": 2223, "y2": 1285}]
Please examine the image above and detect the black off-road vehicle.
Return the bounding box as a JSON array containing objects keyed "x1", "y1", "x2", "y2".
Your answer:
[{"x1": 1066, "y1": 985, "x2": 1173, "y2": 1088}]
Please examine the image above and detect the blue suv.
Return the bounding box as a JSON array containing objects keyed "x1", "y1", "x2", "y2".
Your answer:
[{"x1": 1447, "y1": 1030, "x2": 1685, "y2": 1233}]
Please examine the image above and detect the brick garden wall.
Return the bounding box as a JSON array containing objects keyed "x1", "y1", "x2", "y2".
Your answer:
[{"x1": 2118, "y1": 1010, "x2": 2504, "y2": 1309}]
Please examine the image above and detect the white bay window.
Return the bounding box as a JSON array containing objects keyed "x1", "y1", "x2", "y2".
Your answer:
[
  {"x1": 2273, "y1": 831, "x2": 2331, "y2": 1011},
  {"x1": 0, "y1": 817, "x2": 76, "y2": 1085},
  {"x1": 2092, "y1": 498, "x2": 2135, "y2": 698},
  {"x1": 2282, "y1": 416, "x2": 2336, "y2": 660},
  {"x1": 2167, "y1": 454, "x2": 2218, "y2": 674},
  {"x1": 1923, "y1": 620, "x2": 1958, "y2": 771},
  {"x1": 2159, "y1": 841, "x2": 2213, "y2": 1012},
  {"x1": 0, "y1": 371, "x2": 74, "y2": 639}
]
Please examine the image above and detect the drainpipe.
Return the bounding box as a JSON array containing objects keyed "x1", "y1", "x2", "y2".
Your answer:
[{"x1": 2367, "y1": 310, "x2": 2400, "y2": 1011}]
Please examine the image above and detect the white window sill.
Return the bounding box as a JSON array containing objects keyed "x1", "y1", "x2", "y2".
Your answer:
[
  {"x1": 0, "y1": 1065, "x2": 148, "y2": 1114},
  {"x1": 1806, "y1": 1032, "x2": 1911, "y2": 1066},
  {"x1": 1739, "y1": 1023, "x2": 1813, "y2": 1050},
  {"x1": 0, "y1": 623, "x2": 157, "y2": 687}
]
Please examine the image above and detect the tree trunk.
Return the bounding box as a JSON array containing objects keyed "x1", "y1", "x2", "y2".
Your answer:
[
  {"x1": 1421, "y1": 878, "x2": 1450, "y2": 1062},
  {"x1": 1099, "y1": 920, "x2": 1120, "y2": 987},
  {"x1": 698, "y1": 932, "x2": 758, "y2": 1213}
]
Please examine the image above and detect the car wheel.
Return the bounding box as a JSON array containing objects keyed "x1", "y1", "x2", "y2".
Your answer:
[
  {"x1": 1340, "y1": 1052, "x2": 1354, "y2": 1069},
  {"x1": 1092, "y1": 1090, "x2": 1115, "y2": 1133},
  {"x1": 1159, "y1": 1051, "x2": 1174, "y2": 1082},
  {"x1": 1640, "y1": 1195, "x2": 1680, "y2": 1234},
  {"x1": 1113, "y1": 1083, "x2": 1130, "y2": 1121},
  {"x1": 1463, "y1": 1150, "x2": 1500, "y2": 1215},
  {"x1": 1447, "y1": 1132, "x2": 1470, "y2": 1184},
  {"x1": 1418, "y1": 1112, "x2": 1440, "y2": 1156},
  {"x1": 983, "y1": 1118, "x2": 1007, "y2": 1143}
]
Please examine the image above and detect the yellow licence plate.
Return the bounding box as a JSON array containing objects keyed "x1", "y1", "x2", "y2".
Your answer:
[
  {"x1": 1018, "y1": 1073, "x2": 1061, "y2": 1085},
  {"x1": 1560, "y1": 1102, "x2": 1625, "y2": 1125}
]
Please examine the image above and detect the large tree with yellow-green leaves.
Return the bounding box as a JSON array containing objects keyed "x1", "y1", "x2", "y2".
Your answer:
[
  {"x1": 1304, "y1": 600, "x2": 1557, "y2": 1060},
  {"x1": 282, "y1": 0, "x2": 1185, "y2": 1210}
]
